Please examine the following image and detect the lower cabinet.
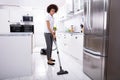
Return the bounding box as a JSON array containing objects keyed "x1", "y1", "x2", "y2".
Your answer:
[
  {"x1": 57, "y1": 33, "x2": 83, "y2": 63},
  {"x1": 68, "y1": 34, "x2": 83, "y2": 63}
]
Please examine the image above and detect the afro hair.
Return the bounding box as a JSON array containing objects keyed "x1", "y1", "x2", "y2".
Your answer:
[{"x1": 47, "y1": 4, "x2": 58, "y2": 13}]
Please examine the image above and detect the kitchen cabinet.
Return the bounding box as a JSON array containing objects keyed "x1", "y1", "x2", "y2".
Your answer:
[
  {"x1": 0, "y1": 6, "x2": 33, "y2": 34},
  {"x1": 9, "y1": 7, "x2": 23, "y2": 23},
  {"x1": 66, "y1": 0, "x2": 74, "y2": 15},
  {"x1": 68, "y1": 34, "x2": 83, "y2": 62},
  {"x1": 0, "y1": 8, "x2": 10, "y2": 33},
  {"x1": 57, "y1": 33, "x2": 83, "y2": 63},
  {"x1": 56, "y1": 33, "x2": 67, "y2": 51},
  {"x1": 9, "y1": 7, "x2": 33, "y2": 23},
  {"x1": 58, "y1": 5, "x2": 67, "y2": 21},
  {"x1": 57, "y1": 33, "x2": 72, "y2": 50},
  {"x1": 74, "y1": 0, "x2": 84, "y2": 14},
  {"x1": 58, "y1": 0, "x2": 84, "y2": 22}
]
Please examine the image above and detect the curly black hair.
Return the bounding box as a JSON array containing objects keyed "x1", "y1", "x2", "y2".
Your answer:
[{"x1": 47, "y1": 4, "x2": 58, "y2": 13}]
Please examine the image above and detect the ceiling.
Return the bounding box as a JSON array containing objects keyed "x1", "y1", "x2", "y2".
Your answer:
[{"x1": 0, "y1": 0, "x2": 66, "y2": 10}]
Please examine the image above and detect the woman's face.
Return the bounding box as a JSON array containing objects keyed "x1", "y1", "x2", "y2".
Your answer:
[{"x1": 50, "y1": 9, "x2": 55, "y2": 16}]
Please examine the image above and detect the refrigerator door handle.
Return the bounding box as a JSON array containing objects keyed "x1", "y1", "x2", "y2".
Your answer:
[
  {"x1": 104, "y1": 0, "x2": 109, "y2": 12},
  {"x1": 88, "y1": 0, "x2": 92, "y2": 31},
  {"x1": 84, "y1": 50, "x2": 101, "y2": 59},
  {"x1": 84, "y1": 0, "x2": 91, "y2": 31},
  {"x1": 84, "y1": 48, "x2": 105, "y2": 57}
]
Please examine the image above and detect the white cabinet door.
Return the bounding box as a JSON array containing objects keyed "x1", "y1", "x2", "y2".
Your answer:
[
  {"x1": 68, "y1": 34, "x2": 83, "y2": 62},
  {"x1": 9, "y1": 7, "x2": 23, "y2": 23},
  {"x1": 9, "y1": 7, "x2": 33, "y2": 23},
  {"x1": 74, "y1": 0, "x2": 84, "y2": 14},
  {"x1": 58, "y1": 5, "x2": 67, "y2": 19},
  {"x1": 66, "y1": 0, "x2": 74, "y2": 14},
  {"x1": 74, "y1": 0, "x2": 80, "y2": 12},
  {"x1": 62, "y1": 34, "x2": 71, "y2": 53},
  {"x1": 57, "y1": 33, "x2": 71, "y2": 54},
  {"x1": 56, "y1": 33, "x2": 64, "y2": 50},
  {"x1": 57, "y1": 33, "x2": 83, "y2": 62},
  {"x1": 0, "y1": 9, "x2": 10, "y2": 33}
]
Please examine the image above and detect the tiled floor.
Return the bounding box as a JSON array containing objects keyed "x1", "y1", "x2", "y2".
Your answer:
[{"x1": 3, "y1": 47, "x2": 91, "y2": 80}]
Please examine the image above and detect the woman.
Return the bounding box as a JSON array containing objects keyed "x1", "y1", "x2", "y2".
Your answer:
[{"x1": 44, "y1": 4, "x2": 58, "y2": 65}]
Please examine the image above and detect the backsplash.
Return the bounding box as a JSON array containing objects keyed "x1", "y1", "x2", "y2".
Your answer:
[{"x1": 57, "y1": 14, "x2": 84, "y2": 33}]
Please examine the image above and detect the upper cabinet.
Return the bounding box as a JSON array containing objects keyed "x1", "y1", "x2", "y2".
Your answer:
[
  {"x1": 9, "y1": 7, "x2": 23, "y2": 23},
  {"x1": 66, "y1": 0, "x2": 84, "y2": 15},
  {"x1": 74, "y1": 0, "x2": 84, "y2": 14},
  {"x1": 0, "y1": 8, "x2": 10, "y2": 33},
  {"x1": 59, "y1": 0, "x2": 84, "y2": 21},
  {"x1": 0, "y1": 0, "x2": 19, "y2": 6},
  {"x1": 66, "y1": 0, "x2": 74, "y2": 15},
  {"x1": 9, "y1": 7, "x2": 33, "y2": 23}
]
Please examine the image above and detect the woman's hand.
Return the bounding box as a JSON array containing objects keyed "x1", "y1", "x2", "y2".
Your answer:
[
  {"x1": 53, "y1": 31, "x2": 56, "y2": 35},
  {"x1": 51, "y1": 31, "x2": 56, "y2": 40},
  {"x1": 53, "y1": 34, "x2": 56, "y2": 40},
  {"x1": 52, "y1": 32, "x2": 56, "y2": 40}
]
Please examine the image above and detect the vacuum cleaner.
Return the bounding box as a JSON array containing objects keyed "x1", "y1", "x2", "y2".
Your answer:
[
  {"x1": 40, "y1": 44, "x2": 57, "y2": 55},
  {"x1": 54, "y1": 40, "x2": 68, "y2": 75}
]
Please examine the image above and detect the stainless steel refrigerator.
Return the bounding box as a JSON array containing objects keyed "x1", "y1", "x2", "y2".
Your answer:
[{"x1": 83, "y1": 0, "x2": 120, "y2": 80}]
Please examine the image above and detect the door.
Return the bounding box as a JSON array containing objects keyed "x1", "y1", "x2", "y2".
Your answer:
[
  {"x1": 84, "y1": 35, "x2": 104, "y2": 55},
  {"x1": 74, "y1": 0, "x2": 84, "y2": 13},
  {"x1": 84, "y1": 0, "x2": 106, "y2": 56},
  {"x1": 84, "y1": 0, "x2": 91, "y2": 34},
  {"x1": 83, "y1": 0, "x2": 106, "y2": 80},
  {"x1": 90, "y1": 0, "x2": 105, "y2": 36},
  {"x1": 66, "y1": 0, "x2": 74, "y2": 14},
  {"x1": 84, "y1": 0, "x2": 106, "y2": 36}
]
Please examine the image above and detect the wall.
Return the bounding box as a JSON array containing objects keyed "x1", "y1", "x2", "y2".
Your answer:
[
  {"x1": 57, "y1": 14, "x2": 84, "y2": 33},
  {"x1": 0, "y1": 7, "x2": 83, "y2": 47},
  {"x1": 56, "y1": 1, "x2": 84, "y2": 33},
  {"x1": 64, "y1": 14, "x2": 84, "y2": 32},
  {"x1": 0, "y1": 6, "x2": 33, "y2": 33},
  {"x1": 0, "y1": 6, "x2": 46, "y2": 47},
  {"x1": 32, "y1": 9, "x2": 46, "y2": 47}
]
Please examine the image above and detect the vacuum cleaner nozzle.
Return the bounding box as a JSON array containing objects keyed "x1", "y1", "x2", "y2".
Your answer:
[{"x1": 57, "y1": 69, "x2": 68, "y2": 75}]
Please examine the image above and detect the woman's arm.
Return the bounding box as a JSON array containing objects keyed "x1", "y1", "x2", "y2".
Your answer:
[
  {"x1": 46, "y1": 21, "x2": 54, "y2": 35},
  {"x1": 46, "y1": 21, "x2": 56, "y2": 39}
]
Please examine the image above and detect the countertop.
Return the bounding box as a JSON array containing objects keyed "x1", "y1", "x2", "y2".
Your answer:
[
  {"x1": 56, "y1": 32, "x2": 84, "y2": 35},
  {"x1": 0, "y1": 33, "x2": 33, "y2": 36}
]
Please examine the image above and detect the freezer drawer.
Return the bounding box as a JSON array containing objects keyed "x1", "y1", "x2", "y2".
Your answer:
[
  {"x1": 83, "y1": 50, "x2": 104, "y2": 80},
  {"x1": 84, "y1": 35, "x2": 105, "y2": 55}
]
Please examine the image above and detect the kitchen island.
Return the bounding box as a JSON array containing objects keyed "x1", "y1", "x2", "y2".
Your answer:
[{"x1": 0, "y1": 33, "x2": 33, "y2": 80}]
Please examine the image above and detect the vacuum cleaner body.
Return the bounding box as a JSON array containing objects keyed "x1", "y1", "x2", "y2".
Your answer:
[{"x1": 40, "y1": 48, "x2": 47, "y2": 55}]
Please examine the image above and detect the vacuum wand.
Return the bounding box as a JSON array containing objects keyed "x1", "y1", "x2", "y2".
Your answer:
[{"x1": 54, "y1": 40, "x2": 68, "y2": 75}]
